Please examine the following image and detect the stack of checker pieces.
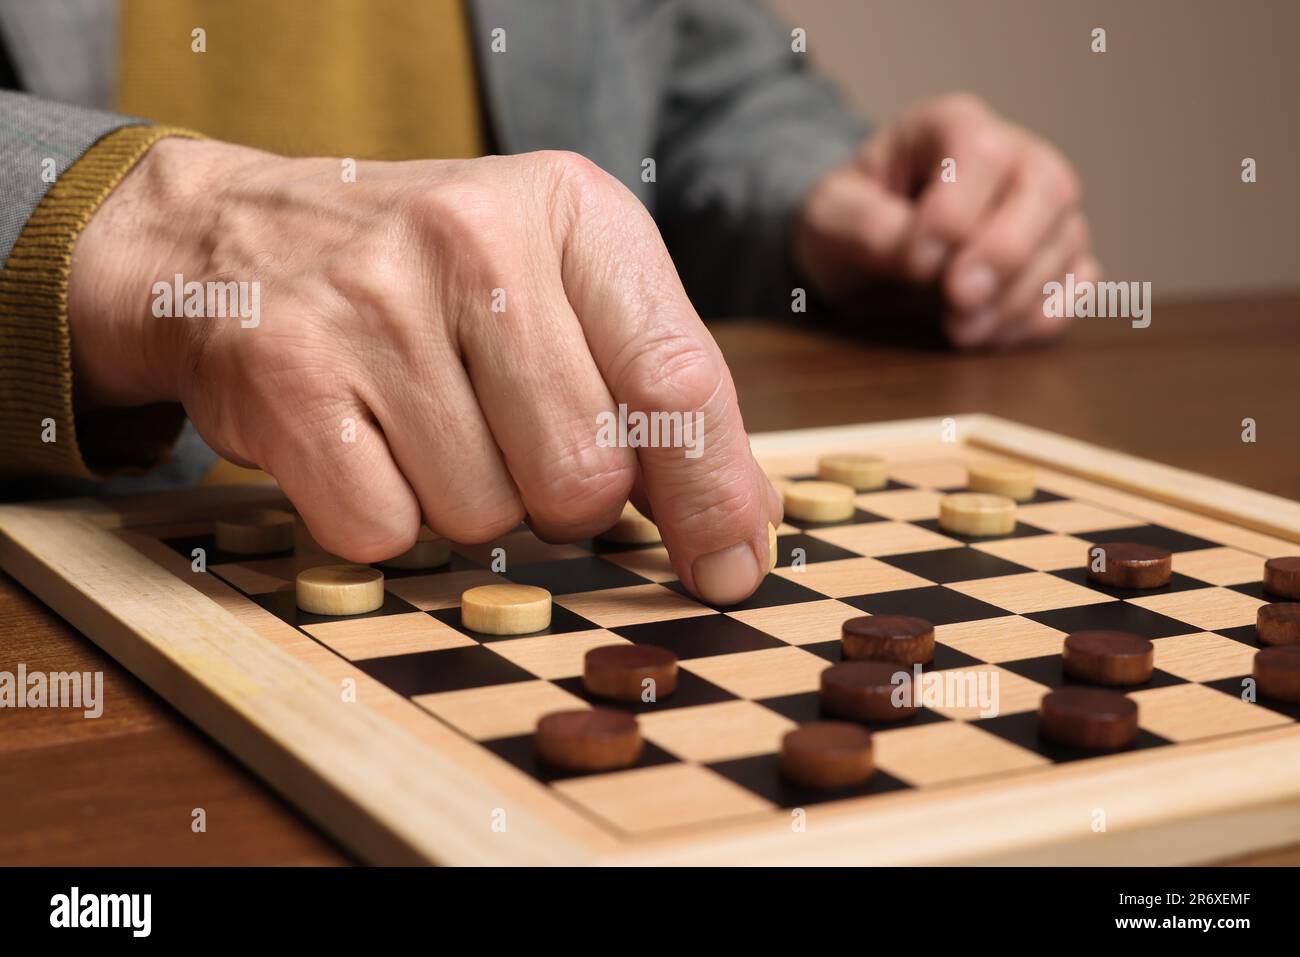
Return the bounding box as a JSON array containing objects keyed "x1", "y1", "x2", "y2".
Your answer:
[{"x1": 163, "y1": 453, "x2": 1300, "y2": 839}]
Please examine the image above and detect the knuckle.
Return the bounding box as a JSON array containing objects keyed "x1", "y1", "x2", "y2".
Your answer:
[
  {"x1": 431, "y1": 492, "x2": 525, "y2": 545},
  {"x1": 537, "y1": 150, "x2": 617, "y2": 199},
  {"x1": 1055, "y1": 163, "x2": 1082, "y2": 206},
  {"x1": 670, "y1": 466, "x2": 760, "y2": 539},
  {"x1": 615, "y1": 332, "x2": 723, "y2": 414},
  {"x1": 983, "y1": 228, "x2": 1033, "y2": 273},
  {"x1": 964, "y1": 125, "x2": 1015, "y2": 170},
  {"x1": 529, "y1": 449, "x2": 635, "y2": 532}
]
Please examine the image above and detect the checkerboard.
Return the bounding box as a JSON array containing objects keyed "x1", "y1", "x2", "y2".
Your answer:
[{"x1": 4, "y1": 416, "x2": 1300, "y2": 864}]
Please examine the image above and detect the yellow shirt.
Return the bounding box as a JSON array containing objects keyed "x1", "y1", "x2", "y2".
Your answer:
[{"x1": 116, "y1": 0, "x2": 485, "y2": 160}]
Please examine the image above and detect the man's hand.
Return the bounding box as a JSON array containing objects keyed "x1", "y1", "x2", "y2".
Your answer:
[
  {"x1": 794, "y1": 93, "x2": 1099, "y2": 349},
  {"x1": 69, "y1": 139, "x2": 780, "y2": 605}
]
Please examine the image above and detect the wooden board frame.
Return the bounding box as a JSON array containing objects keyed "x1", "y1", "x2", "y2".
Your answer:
[{"x1": 3, "y1": 414, "x2": 1300, "y2": 866}]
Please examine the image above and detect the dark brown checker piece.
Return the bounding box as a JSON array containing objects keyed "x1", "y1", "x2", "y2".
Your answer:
[
  {"x1": 1086, "y1": 542, "x2": 1172, "y2": 589},
  {"x1": 820, "y1": 661, "x2": 918, "y2": 723},
  {"x1": 1255, "y1": 647, "x2": 1300, "y2": 703},
  {"x1": 842, "y1": 614, "x2": 935, "y2": 665},
  {"x1": 1257, "y1": 603, "x2": 1300, "y2": 646},
  {"x1": 1062, "y1": 630, "x2": 1154, "y2": 686},
  {"x1": 535, "y1": 709, "x2": 642, "y2": 772},
  {"x1": 1264, "y1": 557, "x2": 1300, "y2": 600},
  {"x1": 583, "y1": 645, "x2": 678, "y2": 702},
  {"x1": 779, "y1": 722, "x2": 874, "y2": 789},
  {"x1": 1038, "y1": 687, "x2": 1139, "y2": 751}
]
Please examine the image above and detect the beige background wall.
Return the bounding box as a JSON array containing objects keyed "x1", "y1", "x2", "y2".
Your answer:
[{"x1": 770, "y1": 0, "x2": 1299, "y2": 298}]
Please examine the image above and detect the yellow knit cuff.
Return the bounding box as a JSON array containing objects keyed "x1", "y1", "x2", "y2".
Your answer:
[{"x1": 0, "y1": 124, "x2": 202, "y2": 480}]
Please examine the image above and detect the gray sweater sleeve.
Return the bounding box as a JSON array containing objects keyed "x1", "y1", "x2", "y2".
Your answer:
[
  {"x1": 653, "y1": 0, "x2": 869, "y2": 319},
  {"x1": 0, "y1": 90, "x2": 142, "y2": 264}
]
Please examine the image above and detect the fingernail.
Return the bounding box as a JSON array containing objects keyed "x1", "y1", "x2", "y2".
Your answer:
[
  {"x1": 951, "y1": 308, "x2": 1000, "y2": 347},
  {"x1": 767, "y1": 522, "x2": 778, "y2": 573},
  {"x1": 693, "y1": 540, "x2": 761, "y2": 606},
  {"x1": 913, "y1": 238, "x2": 947, "y2": 276},
  {"x1": 765, "y1": 478, "x2": 784, "y2": 526},
  {"x1": 955, "y1": 264, "x2": 997, "y2": 308}
]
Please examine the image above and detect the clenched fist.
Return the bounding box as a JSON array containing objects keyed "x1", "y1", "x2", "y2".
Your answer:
[
  {"x1": 795, "y1": 93, "x2": 1098, "y2": 349},
  {"x1": 69, "y1": 139, "x2": 780, "y2": 605}
]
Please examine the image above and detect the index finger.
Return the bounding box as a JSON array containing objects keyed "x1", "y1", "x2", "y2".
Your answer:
[{"x1": 549, "y1": 155, "x2": 778, "y2": 605}]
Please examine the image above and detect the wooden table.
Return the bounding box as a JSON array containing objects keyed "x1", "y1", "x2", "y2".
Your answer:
[{"x1": 2, "y1": 294, "x2": 1297, "y2": 865}]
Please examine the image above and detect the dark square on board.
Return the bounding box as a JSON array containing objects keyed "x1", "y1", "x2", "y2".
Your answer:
[
  {"x1": 786, "y1": 476, "x2": 913, "y2": 492},
  {"x1": 482, "y1": 734, "x2": 679, "y2": 785},
  {"x1": 1202, "y1": 676, "x2": 1300, "y2": 722},
  {"x1": 756, "y1": 689, "x2": 951, "y2": 731},
  {"x1": 250, "y1": 587, "x2": 418, "y2": 628},
  {"x1": 842, "y1": 585, "x2": 1010, "y2": 625},
  {"x1": 799, "y1": 637, "x2": 985, "y2": 673},
  {"x1": 911, "y1": 518, "x2": 1048, "y2": 544},
  {"x1": 613, "y1": 613, "x2": 786, "y2": 660},
  {"x1": 707, "y1": 753, "x2": 912, "y2": 808},
  {"x1": 503, "y1": 556, "x2": 651, "y2": 594},
  {"x1": 973, "y1": 710, "x2": 1172, "y2": 764},
  {"x1": 166, "y1": 533, "x2": 292, "y2": 569},
  {"x1": 1229, "y1": 581, "x2": 1288, "y2": 603},
  {"x1": 786, "y1": 508, "x2": 887, "y2": 533},
  {"x1": 1070, "y1": 524, "x2": 1219, "y2": 553},
  {"x1": 553, "y1": 668, "x2": 738, "y2": 714},
  {"x1": 429, "y1": 603, "x2": 599, "y2": 643},
  {"x1": 1028, "y1": 601, "x2": 1195, "y2": 640},
  {"x1": 1049, "y1": 566, "x2": 1209, "y2": 600},
  {"x1": 355, "y1": 645, "x2": 536, "y2": 697},
  {"x1": 665, "y1": 573, "x2": 826, "y2": 611},
  {"x1": 374, "y1": 551, "x2": 482, "y2": 579},
  {"x1": 772, "y1": 533, "x2": 862, "y2": 568},
  {"x1": 999, "y1": 654, "x2": 1187, "y2": 692},
  {"x1": 880, "y1": 547, "x2": 1032, "y2": 584},
  {"x1": 1214, "y1": 624, "x2": 1266, "y2": 648},
  {"x1": 936, "y1": 487, "x2": 1067, "y2": 506}
]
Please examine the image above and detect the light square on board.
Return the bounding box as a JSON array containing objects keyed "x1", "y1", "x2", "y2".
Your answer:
[
  {"x1": 555, "y1": 583, "x2": 712, "y2": 628},
  {"x1": 1014, "y1": 500, "x2": 1139, "y2": 535},
  {"x1": 947, "y1": 571, "x2": 1113, "y2": 615},
  {"x1": 925, "y1": 664, "x2": 1050, "y2": 720},
  {"x1": 211, "y1": 563, "x2": 292, "y2": 595},
  {"x1": 385, "y1": 569, "x2": 508, "y2": 610},
  {"x1": 302, "y1": 611, "x2": 474, "y2": 660},
  {"x1": 774, "y1": 556, "x2": 930, "y2": 598},
  {"x1": 639, "y1": 700, "x2": 796, "y2": 763},
  {"x1": 681, "y1": 646, "x2": 831, "y2": 699},
  {"x1": 1129, "y1": 683, "x2": 1293, "y2": 742},
  {"x1": 1174, "y1": 517, "x2": 1300, "y2": 560},
  {"x1": 873, "y1": 720, "x2": 1048, "y2": 787},
  {"x1": 1170, "y1": 547, "x2": 1267, "y2": 587},
  {"x1": 1127, "y1": 587, "x2": 1265, "y2": 631},
  {"x1": 600, "y1": 545, "x2": 676, "y2": 582},
  {"x1": 1151, "y1": 632, "x2": 1260, "y2": 683},
  {"x1": 553, "y1": 763, "x2": 774, "y2": 835},
  {"x1": 971, "y1": 534, "x2": 1094, "y2": 571},
  {"x1": 805, "y1": 519, "x2": 960, "y2": 557},
  {"x1": 726, "y1": 598, "x2": 862, "y2": 646},
  {"x1": 885, "y1": 460, "x2": 968, "y2": 489},
  {"x1": 849, "y1": 489, "x2": 944, "y2": 522},
  {"x1": 487, "y1": 629, "x2": 629, "y2": 680},
  {"x1": 935, "y1": 615, "x2": 1066, "y2": 664},
  {"x1": 414, "y1": 680, "x2": 589, "y2": 741}
]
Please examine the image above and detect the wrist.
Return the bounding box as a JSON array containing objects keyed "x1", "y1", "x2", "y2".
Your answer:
[{"x1": 68, "y1": 135, "x2": 237, "y2": 408}]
